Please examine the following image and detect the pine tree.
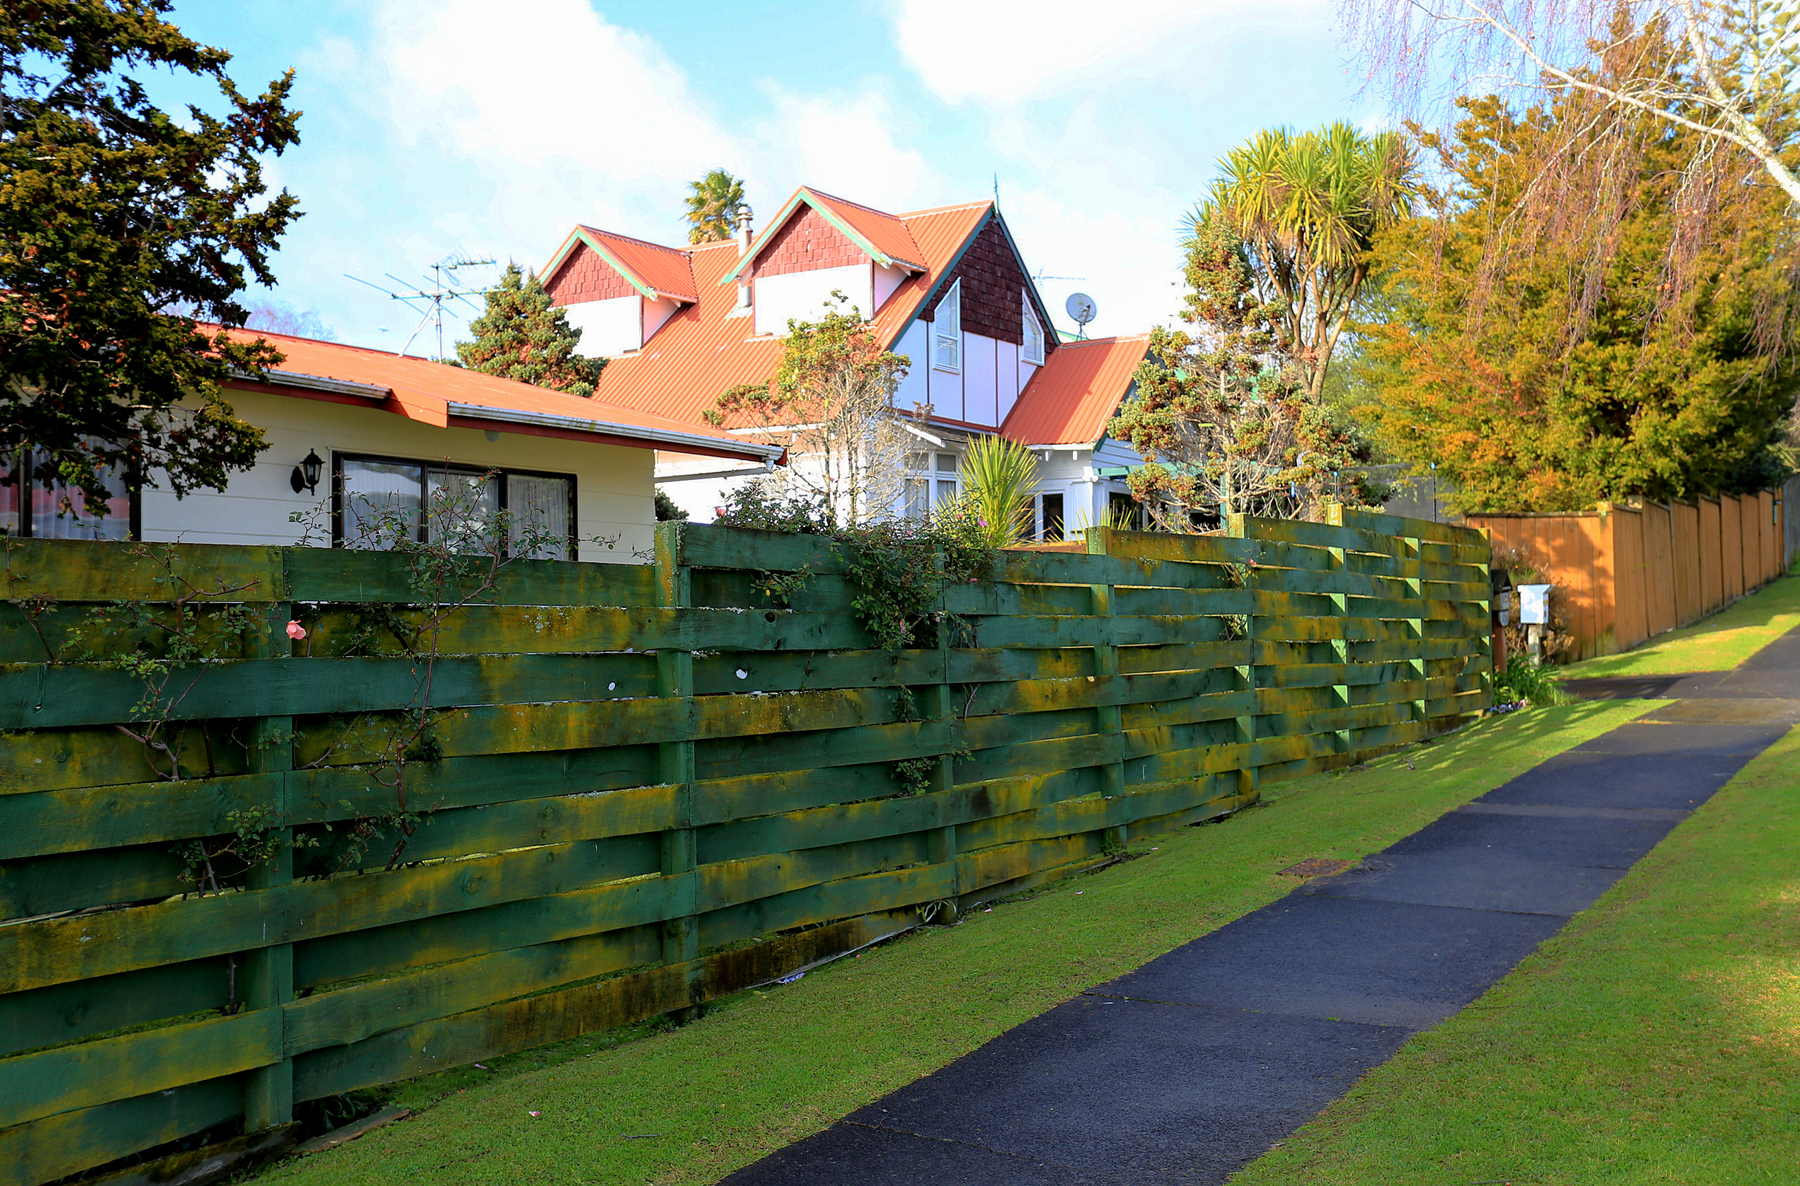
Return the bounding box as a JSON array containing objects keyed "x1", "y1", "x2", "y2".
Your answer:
[{"x1": 456, "y1": 265, "x2": 604, "y2": 396}]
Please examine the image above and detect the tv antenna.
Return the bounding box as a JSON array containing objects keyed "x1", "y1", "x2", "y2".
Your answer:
[
  {"x1": 1065, "y1": 292, "x2": 1098, "y2": 339},
  {"x1": 346, "y1": 252, "x2": 497, "y2": 361},
  {"x1": 1033, "y1": 268, "x2": 1085, "y2": 283}
]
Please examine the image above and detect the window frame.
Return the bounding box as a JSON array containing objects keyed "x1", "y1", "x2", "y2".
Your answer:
[
  {"x1": 932, "y1": 278, "x2": 962, "y2": 373},
  {"x1": 0, "y1": 446, "x2": 141, "y2": 541},
  {"x1": 1022, "y1": 297, "x2": 1045, "y2": 365},
  {"x1": 331, "y1": 451, "x2": 579, "y2": 559},
  {"x1": 902, "y1": 449, "x2": 960, "y2": 518}
]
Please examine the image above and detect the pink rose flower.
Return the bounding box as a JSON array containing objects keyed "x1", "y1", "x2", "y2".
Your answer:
[{"x1": 286, "y1": 620, "x2": 307, "y2": 641}]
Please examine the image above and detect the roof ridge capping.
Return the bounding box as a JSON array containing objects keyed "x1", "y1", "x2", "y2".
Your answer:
[
  {"x1": 899, "y1": 199, "x2": 994, "y2": 218},
  {"x1": 797, "y1": 186, "x2": 902, "y2": 219},
  {"x1": 577, "y1": 225, "x2": 693, "y2": 257}
]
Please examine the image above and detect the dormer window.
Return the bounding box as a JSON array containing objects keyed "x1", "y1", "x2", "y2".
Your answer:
[
  {"x1": 1023, "y1": 298, "x2": 1045, "y2": 365},
  {"x1": 933, "y1": 279, "x2": 962, "y2": 372}
]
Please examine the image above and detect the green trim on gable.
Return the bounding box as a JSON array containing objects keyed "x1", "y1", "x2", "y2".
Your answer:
[
  {"x1": 717, "y1": 189, "x2": 920, "y2": 286},
  {"x1": 888, "y1": 206, "x2": 992, "y2": 347},
  {"x1": 542, "y1": 229, "x2": 692, "y2": 304}
]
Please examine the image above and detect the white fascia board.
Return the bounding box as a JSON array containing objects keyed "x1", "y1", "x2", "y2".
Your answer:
[{"x1": 444, "y1": 402, "x2": 785, "y2": 462}]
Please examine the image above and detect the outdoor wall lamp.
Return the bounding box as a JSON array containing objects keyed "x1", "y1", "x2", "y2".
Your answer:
[{"x1": 290, "y1": 449, "x2": 324, "y2": 495}]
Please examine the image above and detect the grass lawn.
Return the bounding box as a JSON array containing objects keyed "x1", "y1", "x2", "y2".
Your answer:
[
  {"x1": 1230, "y1": 723, "x2": 1800, "y2": 1186},
  {"x1": 259, "y1": 700, "x2": 1650, "y2": 1186},
  {"x1": 1561, "y1": 572, "x2": 1800, "y2": 678}
]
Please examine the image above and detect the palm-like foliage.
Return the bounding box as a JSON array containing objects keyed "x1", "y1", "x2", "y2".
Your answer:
[
  {"x1": 684, "y1": 169, "x2": 747, "y2": 245},
  {"x1": 955, "y1": 434, "x2": 1040, "y2": 547},
  {"x1": 1189, "y1": 122, "x2": 1417, "y2": 401}
]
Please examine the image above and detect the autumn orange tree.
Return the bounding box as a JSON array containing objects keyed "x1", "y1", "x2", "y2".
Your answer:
[{"x1": 1356, "y1": 76, "x2": 1800, "y2": 512}]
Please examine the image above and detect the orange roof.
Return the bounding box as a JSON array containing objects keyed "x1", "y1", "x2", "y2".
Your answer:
[
  {"x1": 718, "y1": 186, "x2": 937, "y2": 285},
  {"x1": 578, "y1": 198, "x2": 994, "y2": 428},
  {"x1": 544, "y1": 227, "x2": 699, "y2": 303},
  {"x1": 1001, "y1": 334, "x2": 1151, "y2": 448},
  {"x1": 219, "y1": 328, "x2": 782, "y2": 464},
  {"x1": 801, "y1": 188, "x2": 927, "y2": 271}
]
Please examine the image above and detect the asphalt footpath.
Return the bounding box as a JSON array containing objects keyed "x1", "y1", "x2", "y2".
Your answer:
[{"x1": 719, "y1": 627, "x2": 1800, "y2": 1186}]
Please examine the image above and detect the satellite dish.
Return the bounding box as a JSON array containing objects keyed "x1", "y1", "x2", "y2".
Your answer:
[{"x1": 1065, "y1": 292, "x2": 1097, "y2": 338}]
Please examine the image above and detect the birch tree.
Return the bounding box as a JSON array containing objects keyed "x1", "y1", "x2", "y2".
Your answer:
[
  {"x1": 708, "y1": 295, "x2": 913, "y2": 528},
  {"x1": 1343, "y1": 0, "x2": 1800, "y2": 206}
]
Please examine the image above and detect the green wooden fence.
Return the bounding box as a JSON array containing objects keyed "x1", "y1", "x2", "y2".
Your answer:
[{"x1": 0, "y1": 507, "x2": 1490, "y2": 1185}]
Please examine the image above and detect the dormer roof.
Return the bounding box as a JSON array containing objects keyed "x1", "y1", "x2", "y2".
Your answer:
[
  {"x1": 542, "y1": 227, "x2": 699, "y2": 304},
  {"x1": 719, "y1": 186, "x2": 929, "y2": 284}
]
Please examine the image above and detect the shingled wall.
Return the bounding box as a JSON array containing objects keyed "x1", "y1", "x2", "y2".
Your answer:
[{"x1": 924, "y1": 215, "x2": 1047, "y2": 350}]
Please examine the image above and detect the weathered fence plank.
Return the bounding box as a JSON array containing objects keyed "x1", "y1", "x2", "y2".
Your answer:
[{"x1": 0, "y1": 513, "x2": 1489, "y2": 1184}]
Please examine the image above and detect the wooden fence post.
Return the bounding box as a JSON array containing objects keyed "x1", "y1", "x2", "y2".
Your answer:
[
  {"x1": 1085, "y1": 529, "x2": 1128, "y2": 852},
  {"x1": 1226, "y1": 515, "x2": 1259, "y2": 805},
  {"x1": 1323, "y1": 506, "x2": 1352, "y2": 756},
  {"x1": 654, "y1": 523, "x2": 700, "y2": 1018},
  {"x1": 242, "y1": 590, "x2": 295, "y2": 1131},
  {"x1": 922, "y1": 551, "x2": 961, "y2": 919},
  {"x1": 1402, "y1": 531, "x2": 1427, "y2": 725}
]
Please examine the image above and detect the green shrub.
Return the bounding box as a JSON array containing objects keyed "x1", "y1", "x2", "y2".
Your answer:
[{"x1": 1492, "y1": 657, "x2": 1571, "y2": 707}]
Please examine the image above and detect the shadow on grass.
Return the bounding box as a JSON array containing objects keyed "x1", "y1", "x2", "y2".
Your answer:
[{"x1": 1562, "y1": 574, "x2": 1800, "y2": 678}]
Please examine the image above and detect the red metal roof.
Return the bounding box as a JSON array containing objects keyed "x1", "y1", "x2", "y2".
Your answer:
[
  {"x1": 219, "y1": 328, "x2": 782, "y2": 463},
  {"x1": 801, "y1": 188, "x2": 927, "y2": 271},
  {"x1": 577, "y1": 199, "x2": 994, "y2": 429},
  {"x1": 1001, "y1": 334, "x2": 1151, "y2": 448},
  {"x1": 573, "y1": 227, "x2": 699, "y2": 302}
]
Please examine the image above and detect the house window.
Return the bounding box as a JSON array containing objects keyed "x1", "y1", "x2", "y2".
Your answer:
[
  {"x1": 933, "y1": 279, "x2": 962, "y2": 372},
  {"x1": 903, "y1": 450, "x2": 960, "y2": 518},
  {"x1": 0, "y1": 445, "x2": 135, "y2": 540},
  {"x1": 334, "y1": 453, "x2": 577, "y2": 560},
  {"x1": 1023, "y1": 299, "x2": 1045, "y2": 365}
]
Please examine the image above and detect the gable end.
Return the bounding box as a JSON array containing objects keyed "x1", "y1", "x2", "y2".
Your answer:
[
  {"x1": 924, "y1": 216, "x2": 1043, "y2": 348},
  {"x1": 546, "y1": 246, "x2": 640, "y2": 304},
  {"x1": 751, "y1": 207, "x2": 864, "y2": 279}
]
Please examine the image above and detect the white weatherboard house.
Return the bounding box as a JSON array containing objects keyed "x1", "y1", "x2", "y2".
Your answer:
[
  {"x1": 5, "y1": 330, "x2": 781, "y2": 561},
  {"x1": 538, "y1": 186, "x2": 1156, "y2": 538}
]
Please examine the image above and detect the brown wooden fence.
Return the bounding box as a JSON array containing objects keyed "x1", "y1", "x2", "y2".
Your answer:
[
  {"x1": 1469, "y1": 488, "x2": 1789, "y2": 661},
  {"x1": 0, "y1": 508, "x2": 1490, "y2": 1185}
]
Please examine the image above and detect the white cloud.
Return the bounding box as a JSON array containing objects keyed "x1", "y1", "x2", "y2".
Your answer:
[
  {"x1": 890, "y1": 0, "x2": 1334, "y2": 104},
  {"x1": 375, "y1": 0, "x2": 736, "y2": 179},
  {"x1": 755, "y1": 84, "x2": 937, "y2": 210}
]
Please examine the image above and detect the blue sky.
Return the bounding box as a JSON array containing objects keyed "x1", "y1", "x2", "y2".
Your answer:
[{"x1": 162, "y1": 0, "x2": 1382, "y2": 352}]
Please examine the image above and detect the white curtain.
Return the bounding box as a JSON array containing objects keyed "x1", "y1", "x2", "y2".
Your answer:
[
  {"x1": 341, "y1": 459, "x2": 423, "y2": 548},
  {"x1": 426, "y1": 467, "x2": 500, "y2": 552},
  {"x1": 506, "y1": 474, "x2": 571, "y2": 560},
  {"x1": 25, "y1": 448, "x2": 130, "y2": 540}
]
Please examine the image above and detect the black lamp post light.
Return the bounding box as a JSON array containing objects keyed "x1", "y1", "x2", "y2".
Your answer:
[{"x1": 290, "y1": 449, "x2": 324, "y2": 495}]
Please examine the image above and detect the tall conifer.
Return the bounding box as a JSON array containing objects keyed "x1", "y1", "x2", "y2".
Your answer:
[{"x1": 456, "y1": 265, "x2": 604, "y2": 397}]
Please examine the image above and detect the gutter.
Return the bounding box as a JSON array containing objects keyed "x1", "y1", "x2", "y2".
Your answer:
[
  {"x1": 656, "y1": 461, "x2": 779, "y2": 484},
  {"x1": 234, "y1": 367, "x2": 391, "y2": 400},
  {"x1": 444, "y1": 402, "x2": 785, "y2": 464}
]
